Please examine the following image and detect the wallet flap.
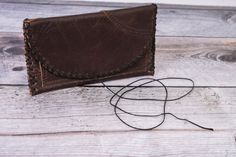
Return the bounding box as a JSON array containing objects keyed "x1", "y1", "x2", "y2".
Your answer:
[{"x1": 23, "y1": 4, "x2": 157, "y2": 79}]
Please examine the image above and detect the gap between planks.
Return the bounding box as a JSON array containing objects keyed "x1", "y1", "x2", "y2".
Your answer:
[{"x1": 3, "y1": 84, "x2": 236, "y2": 88}]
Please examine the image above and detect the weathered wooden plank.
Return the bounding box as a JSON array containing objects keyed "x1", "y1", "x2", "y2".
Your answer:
[
  {"x1": 0, "y1": 86, "x2": 235, "y2": 133},
  {"x1": 157, "y1": 8, "x2": 236, "y2": 38},
  {"x1": 0, "y1": 0, "x2": 146, "y2": 7},
  {"x1": 1, "y1": 2, "x2": 236, "y2": 38},
  {"x1": 3, "y1": 0, "x2": 236, "y2": 10},
  {"x1": 0, "y1": 33, "x2": 27, "y2": 85},
  {"x1": 0, "y1": 131, "x2": 235, "y2": 157},
  {"x1": 0, "y1": 2, "x2": 117, "y2": 33},
  {"x1": 1, "y1": 32, "x2": 236, "y2": 86}
]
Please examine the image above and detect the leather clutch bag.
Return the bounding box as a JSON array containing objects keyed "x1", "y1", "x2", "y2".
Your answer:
[{"x1": 23, "y1": 4, "x2": 157, "y2": 95}]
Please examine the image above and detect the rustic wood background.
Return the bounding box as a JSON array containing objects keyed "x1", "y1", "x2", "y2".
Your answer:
[{"x1": 0, "y1": 0, "x2": 236, "y2": 156}]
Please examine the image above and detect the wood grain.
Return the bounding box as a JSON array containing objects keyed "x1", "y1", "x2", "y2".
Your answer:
[
  {"x1": 3, "y1": 0, "x2": 236, "y2": 10},
  {"x1": 1, "y1": 2, "x2": 236, "y2": 37},
  {"x1": 0, "y1": 85, "x2": 236, "y2": 156},
  {"x1": 0, "y1": 131, "x2": 235, "y2": 157},
  {"x1": 1, "y1": 32, "x2": 236, "y2": 86},
  {"x1": 0, "y1": 86, "x2": 235, "y2": 133}
]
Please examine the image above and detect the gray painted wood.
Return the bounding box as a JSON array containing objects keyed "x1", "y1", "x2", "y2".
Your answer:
[
  {"x1": 1, "y1": 2, "x2": 236, "y2": 37},
  {"x1": 0, "y1": 131, "x2": 235, "y2": 157},
  {"x1": 1, "y1": 32, "x2": 236, "y2": 86},
  {"x1": 0, "y1": 86, "x2": 235, "y2": 156},
  {"x1": 0, "y1": 86, "x2": 235, "y2": 133},
  {"x1": 2, "y1": 0, "x2": 236, "y2": 10}
]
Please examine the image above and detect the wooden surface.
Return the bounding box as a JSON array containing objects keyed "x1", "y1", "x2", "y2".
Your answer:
[
  {"x1": 3, "y1": 0, "x2": 236, "y2": 8},
  {"x1": 0, "y1": 1, "x2": 236, "y2": 157},
  {"x1": 1, "y1": 2, "x2": 236, "y2": 37}
]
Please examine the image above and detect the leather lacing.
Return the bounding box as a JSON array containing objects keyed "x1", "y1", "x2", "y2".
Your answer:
[
  {"x1": 101, "y1": 77, "x2": 214, "y2": 131},
  {"x1": 23, "y1": 19, "x2": 40, "y2": 95}
]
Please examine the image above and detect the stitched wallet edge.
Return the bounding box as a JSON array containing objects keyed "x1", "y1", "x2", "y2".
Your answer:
[{"x1": 23, "y1": 4, "x2": 157, "y2": 95}]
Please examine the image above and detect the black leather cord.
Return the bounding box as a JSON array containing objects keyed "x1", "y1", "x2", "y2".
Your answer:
[{"x1": 101, "y1": 77, "x2": 214, "y2": 131}]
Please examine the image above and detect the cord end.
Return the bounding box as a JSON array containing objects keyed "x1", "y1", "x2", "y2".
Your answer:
[{"x1": 209, "y1": 128, "x2": 214, "y2": 131}]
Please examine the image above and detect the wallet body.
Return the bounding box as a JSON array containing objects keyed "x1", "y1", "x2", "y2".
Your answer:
[{"x1": 23, "y1": 4, "x2": 157, "y2": 95}]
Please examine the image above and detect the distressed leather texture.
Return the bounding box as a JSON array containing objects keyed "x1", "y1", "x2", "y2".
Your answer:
[{"x1": 23, "y1": 4, "x2": 157, "y2": 95}]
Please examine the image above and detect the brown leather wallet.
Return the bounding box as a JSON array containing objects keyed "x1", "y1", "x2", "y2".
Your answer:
[{"x1": 23, "y1": 4, "x2": 157, "y2": 95}]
